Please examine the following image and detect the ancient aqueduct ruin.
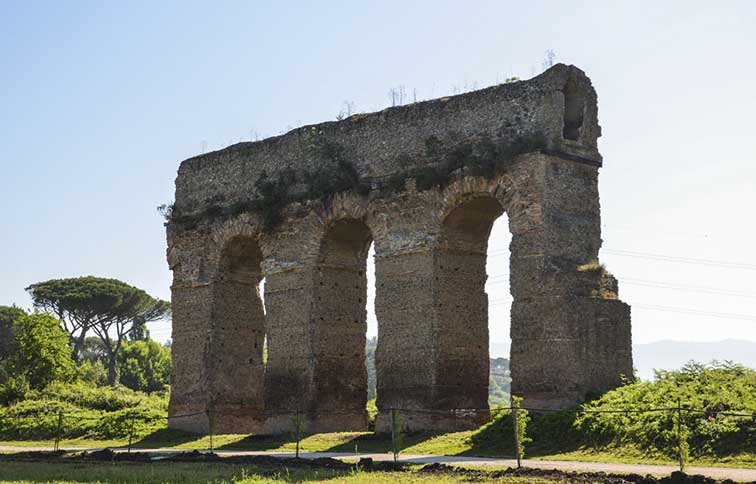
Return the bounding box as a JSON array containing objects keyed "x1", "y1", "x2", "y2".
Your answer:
[{"x1": 166, "y1": 64, "x2": 633, "y2": 435}]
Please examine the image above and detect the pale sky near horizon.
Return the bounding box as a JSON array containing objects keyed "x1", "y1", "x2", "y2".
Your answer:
[{"x1": 2, "y1": 1, "x2": 755, "y2": 348}]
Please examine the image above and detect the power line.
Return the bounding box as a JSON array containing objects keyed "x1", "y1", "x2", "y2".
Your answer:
[
  {"x1": 632, "y1": 303, "x2": 756, "y2": 322},
  {"x1": 621, "y1": 278, "x2": 756, "y2": 299},
  {"x1": 488, "y1": 248, "x2": 756, "y2": 271},
  {"x1": 486, "y1": 276, "x2": 756, "y2": 299},
  {"x1": 489, "y1": 300, "x2": 756, "y2": 323},
  {"x1": 601, "y1": 224, "x2": 714, "y2": 241},
  {"x1": 602, "y1": 249, "x2": 756, "y2": 271}
]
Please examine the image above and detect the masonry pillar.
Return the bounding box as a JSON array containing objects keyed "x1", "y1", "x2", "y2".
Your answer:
[
  {"x1": 205, "y1": 237, "x2": 266, "y2": 433},
  {"x1": 263, "y1": 216, "x2": 369, "y2": 433},
  {"x1": 168, "y1": 282, "x2": 214, "y2": 432},
  {"x1": 508, "y1": 154, "x2": 633, "y2": 408},
  {"x1": 167, "y1": 230, "x2": 266, "y2": 434},
  {"x1": 374, "y1": 248, "x2": 441, "y2": 431},
  {"x1": 262, "y1": 264, "x2": 314, "y2": 433}
]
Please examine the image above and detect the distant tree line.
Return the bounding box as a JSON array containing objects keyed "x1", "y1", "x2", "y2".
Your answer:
[{"x1": 364, "y1": 337, "x2": 510, "y2": 404}]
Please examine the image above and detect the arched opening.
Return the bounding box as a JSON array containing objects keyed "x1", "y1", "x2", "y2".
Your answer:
[
  {"x1": 365, "y1": 242, "x2": 378, "y2": 420},
  {"x1": 261, "y1": 277, "x2": 267, "y2": 364},
  {"x1": 486, "y1": 215, "x2": 512, "y2": 407},
  {"x1": 310, "y1": 218, "x2": 373, "y2": 431},
  {"x1": 208, "y1": 236, "x2": 267, "y2": 432},
  {"x1": 562, "y1": 78, "x2": 585, "y2": 141},
  {"x1": 436, "y1": 195, "x2": 508, "y2": 424}
]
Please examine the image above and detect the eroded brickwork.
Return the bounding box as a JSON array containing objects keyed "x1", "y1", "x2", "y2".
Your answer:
[{"x1": 166, "y1": 64, "x2": 633, "y2": 434}]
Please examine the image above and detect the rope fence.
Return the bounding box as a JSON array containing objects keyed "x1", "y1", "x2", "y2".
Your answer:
[{"x1": 1, "y1": 402, "x2": 755, "y2": 471}]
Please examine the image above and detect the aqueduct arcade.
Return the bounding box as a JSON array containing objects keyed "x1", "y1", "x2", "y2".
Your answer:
[{"x1": 166, "y1": 64, "x2": 633, "y2": 434}]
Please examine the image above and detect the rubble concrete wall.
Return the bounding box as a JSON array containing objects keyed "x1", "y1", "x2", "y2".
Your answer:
[{"x1": 166, "y1": 64, "x2": 633, "y2": 434}]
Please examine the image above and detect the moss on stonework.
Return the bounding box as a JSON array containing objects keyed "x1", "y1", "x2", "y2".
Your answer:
[{"x1": 164, "y1": 132, "x2": 547, "y2": 232}]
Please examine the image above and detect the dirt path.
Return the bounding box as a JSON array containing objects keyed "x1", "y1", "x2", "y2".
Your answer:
[{"x1": 1, "y1": 446, "x2": 755, "y2": 482}]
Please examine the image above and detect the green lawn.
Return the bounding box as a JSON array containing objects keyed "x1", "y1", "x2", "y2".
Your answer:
[
  {"x1": 0, "y1": 461, "x2": 590, "y2": 484},
  {"x1": 2, "y1": 428, "x2": 756, "y2": 470}
]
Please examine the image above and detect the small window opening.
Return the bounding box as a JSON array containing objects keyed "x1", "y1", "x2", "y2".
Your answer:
[{"x1": 562, "y1": 79, "x2": 585, "y2": 141}]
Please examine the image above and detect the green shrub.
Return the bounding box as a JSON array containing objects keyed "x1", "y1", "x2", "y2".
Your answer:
[
  {"x1": 0, "y1": 376, "x2": 30, "y2": 406},
  {"x1": 576, "y1": 361, "x2": 756, "y2": 457},
  {"x1": 366, "y1": 399, "x2": 378, "y2": 431},
  {"x1": 27, "y1": 381, "x2": 163, "y2": 412},
  {"x1": 6, "y1": 313, "x2": 75, "y2": 389},
  {"x1": 0, "y1": 382, "x2": 168, "y2": 440},
  {"x1": 77, "y1": 360, "x2": 108, "y2": 387},
  {"x1": 469, "y1": 404, "x2": 532, "y2": 456},
  {"x1": 118, "y1": 339, "x2": 171, "y2": 393},
  {"x1": 95, "y1": 405, "x2": 167, "y2": 439}
]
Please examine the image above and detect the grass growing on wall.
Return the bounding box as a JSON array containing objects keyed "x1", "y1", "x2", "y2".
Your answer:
[{"x1": 164, "y1": 132, "x2": 548, "y2": 232}]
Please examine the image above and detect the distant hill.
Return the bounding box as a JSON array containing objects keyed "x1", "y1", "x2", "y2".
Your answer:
[
  {"x1": 633, "y1": 339, "x2": 756, "y2": 381},
  {"x1": 490, "y1": 339, "x2": 756, "y2": 381}
]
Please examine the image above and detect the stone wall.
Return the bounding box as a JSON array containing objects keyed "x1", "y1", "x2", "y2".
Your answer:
[{"x1": 166, "y1": 64, "x2": 633, "y2": 434}]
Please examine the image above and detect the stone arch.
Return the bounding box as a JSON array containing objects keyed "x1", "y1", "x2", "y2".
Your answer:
[
  {"x1": 262, "y1": 195, "x2": 378, "y2": 433},
  {"x1": 206, "y1": 232, "x2": 267, "y2": 433},
  {"x1": 434, "y1": 188, "x2": 508, "y2": 428},
  {"x1": 306, "y1": 216, "x2": 373, "y2": 431}
]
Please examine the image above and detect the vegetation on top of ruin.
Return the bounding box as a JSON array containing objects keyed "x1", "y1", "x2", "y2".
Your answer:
[
  {"x1": 162, "y1": 132, "x2": 548, "y2": 231},
  {"x1": 590, "y1": 288, "x2": 618, "y2": 300},
  {"x1": 577, "y1": 260, "x2": 606, "y2": 273}
]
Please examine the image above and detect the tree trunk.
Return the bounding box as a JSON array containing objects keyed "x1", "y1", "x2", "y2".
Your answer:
[
  {"x1": 71, "y1": 335, "x2": 86, "y2": 364},
  {"x1": 107, "y1": 352, "x2": 118, "y2": 387}
]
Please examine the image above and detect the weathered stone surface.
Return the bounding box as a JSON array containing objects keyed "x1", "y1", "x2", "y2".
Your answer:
[{"x1": 166, "y1": 64, "x2": 633, "y2": 434}]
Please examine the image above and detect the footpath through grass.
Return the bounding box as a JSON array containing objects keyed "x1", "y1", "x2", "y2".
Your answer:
[{"x1": 2, "y1": 428, "x2": 756, "y2": 470}]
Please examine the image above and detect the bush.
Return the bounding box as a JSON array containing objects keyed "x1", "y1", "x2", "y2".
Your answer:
[
  {"x1": 0, "y1": 381, "x2": 168, "y2": 440},
  {"x1": 7, "y1": 313, "x2": 75, "y2": 389},
  {"x1": 0, "y1": 376, "x2": 30, "y2": 406},
  {"x1": 77, "y1": 360, "x2": 108, "y2": 387},
  {"x1": 28, "y1": 381, "x2": 165, "y2": 412},
  {"x1": 576, "y1": 361, "x2": 756, "y2": 457},
  {"x1": 118, "y1": 339, "x2": 171, "y2": 393},
  {"x1": 469, "y1": 404, "x2": 532, "y2": 456},
  {"x1": 366, "y1": 399, "x2": 378, "y2": 431}
]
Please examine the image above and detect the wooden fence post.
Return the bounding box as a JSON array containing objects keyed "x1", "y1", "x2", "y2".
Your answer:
[{"x1": 512, "y1": 405, "x2": 521, "y2": 469}]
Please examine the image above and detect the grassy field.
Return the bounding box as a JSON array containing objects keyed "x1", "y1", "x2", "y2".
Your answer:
[
  {"x1": 2, "y1": 428, "x2": 756, "y2": 470},
  {"x1": 0, "y1": 461, "x2": 590, "y2": 484}
]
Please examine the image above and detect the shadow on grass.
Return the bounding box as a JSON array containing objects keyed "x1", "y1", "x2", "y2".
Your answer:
[
  {"x1": 217, "y1": 433, "x2": 291, "y2": 452},
  {"x1": 324, "y1": 431, "x2": 447, "y2": 454},
  {"x1": 130, "y1": 428, "x2": 203, "y2": 449},
  {"x1": 458, "y1": 409, "x2": 585, "y2": 459}
]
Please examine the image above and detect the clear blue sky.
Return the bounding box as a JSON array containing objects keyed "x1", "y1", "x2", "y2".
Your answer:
[{"x1": 2, "y1": 1, "x2": 755, "y2": 346}]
